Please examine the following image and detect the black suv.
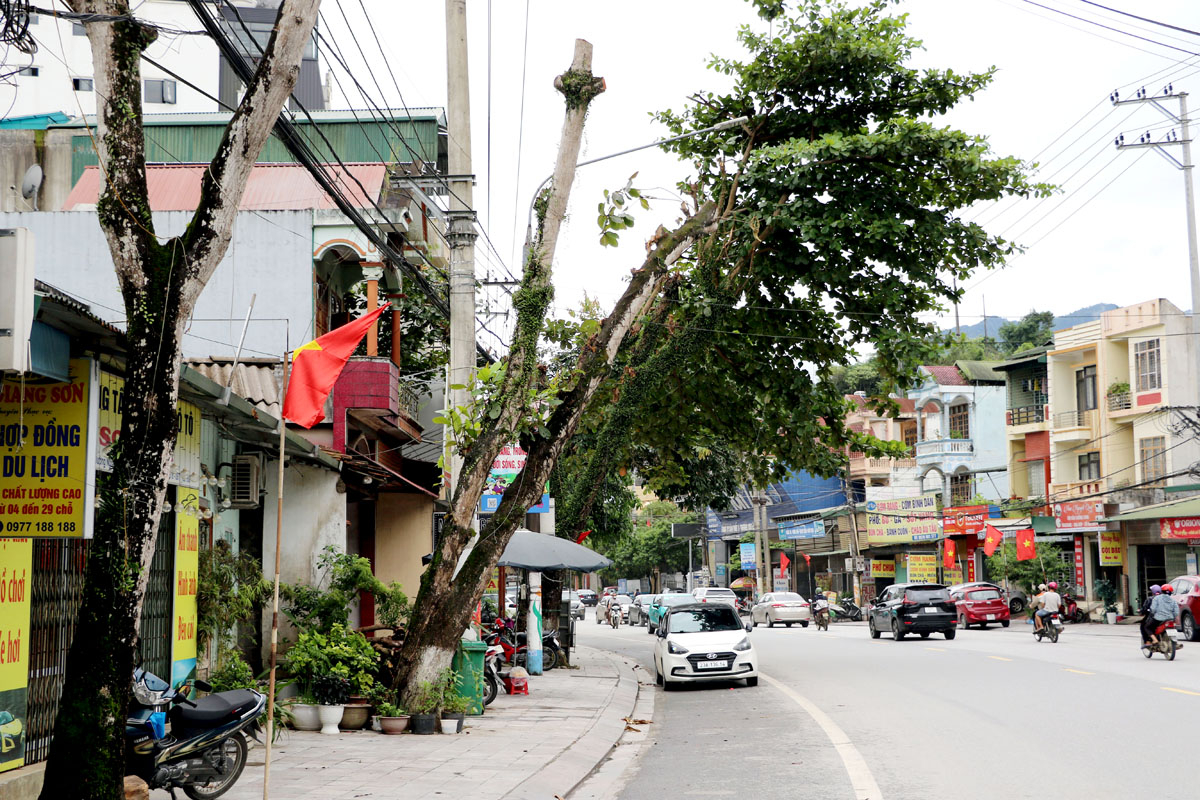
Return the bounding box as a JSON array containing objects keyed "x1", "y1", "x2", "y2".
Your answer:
[{"x1": 868, "y1": 583, "x2": 957, "y2": 641}]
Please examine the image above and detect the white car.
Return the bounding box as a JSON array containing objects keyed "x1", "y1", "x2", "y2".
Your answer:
[
  {"x1": 653, "y1": 603, "x2": 758, "y2": 690},
  {"x1": 750, "y1": 592, "x2": 811, "y2": 628},
  {"x1": 692, "y1": 587, "x2": 740, "y2": 607}
]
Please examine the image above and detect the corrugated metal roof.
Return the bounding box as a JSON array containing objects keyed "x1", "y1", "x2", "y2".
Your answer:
[
  {"x1": 63, "y1": 163, "x2": 386, "y2": 211},
  {"x1": 185, "y1": 359, "x2": 282, "y2": 418},
  {"x1": 1101, "y1": 495, "x2": 1200, "y2": 523},
  {"x1": 56, "y1": 108, "x2": 446, "y2": 127},
  {"x1": 921, "y1": 364, "x2": 968, "y2": 386},
  {"x1": 954, "y1": 360, "x2": 1006, "y2": 383}
]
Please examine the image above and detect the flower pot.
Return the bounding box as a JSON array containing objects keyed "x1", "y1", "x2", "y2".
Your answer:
[
  {"x1": 317, "y1": 704, "x2": 344, "y2": 735},
  {"x1": 1106, "y1": 611, "x2": 1118, "y2": 625},
  {"x1": 440, "y1": 712, "x2": 465, "y2": 734},
  {"x1": 339, "y1": 703, "x2": 371, "y2": 731},
  {"x1": 409, "y1": 712, "x2": 438, "y2": 735},
  {"x1": 289, "y1": 703, "x2": 321, "y2": 731},
  {"x1": 378, "y1": 715, "x2": 410, "y2": 735}
]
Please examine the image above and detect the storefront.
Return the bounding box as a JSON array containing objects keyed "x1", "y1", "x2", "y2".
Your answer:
[{"x1": 1102, "y1": 495, "x2": 1200, "y2": 615}]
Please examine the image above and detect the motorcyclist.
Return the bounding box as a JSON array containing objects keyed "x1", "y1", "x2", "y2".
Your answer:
[
  {"x1": 1034, "y1": 582, "x2": 1062, "y2": 633},
  {"x1": 1140, "y1": 585, "x2": 1162, "y2": 647},
  {"x1": 812, "y1": 593, "x2": 830, "y2": 626},
  {"x1": 1146, "y1": 583, "x2": 1180, "y2": 648}
]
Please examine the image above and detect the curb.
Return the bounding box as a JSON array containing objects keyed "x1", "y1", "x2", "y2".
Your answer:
[{"x1": 501, "y1": 645, "x2": 640, "y2": 800}]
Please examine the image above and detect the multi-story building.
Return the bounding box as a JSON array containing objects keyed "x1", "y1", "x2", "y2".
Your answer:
[
  {"x1": 997, "y1": 345, "x2": 1051, "y2": 506},
  {"x1": 909, "y1": 362, "x2": 1010, "y2": 505},
  {"x1": 843, "y1": 393, "x2": 922, "y2": 502}
]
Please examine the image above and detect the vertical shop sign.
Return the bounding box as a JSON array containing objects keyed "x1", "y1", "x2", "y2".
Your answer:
[
  {"x1": 171, "y1": 488, "x2": 199, "y2": 689},
  {"x1": 0, "y1": 539, "x2": 31, "y2": 772},
  {"x1": 1074, "y1": 536, "x2": 1085, "y2": 588},
  {"x1": 1099, "y1": 531, "x2": 1125, "y2": 566},
  {"x1": 0, "y1": 359, "x2": 97, "y2": 537}
]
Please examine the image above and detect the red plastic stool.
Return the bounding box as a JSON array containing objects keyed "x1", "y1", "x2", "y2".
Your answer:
[{"x1": 503, "y1": 675, "x2": 528, "y2": 695}]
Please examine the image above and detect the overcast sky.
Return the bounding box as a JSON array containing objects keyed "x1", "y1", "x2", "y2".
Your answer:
[{"x1": 321, "y1": 0, "x2": 1200, "y2": 349}]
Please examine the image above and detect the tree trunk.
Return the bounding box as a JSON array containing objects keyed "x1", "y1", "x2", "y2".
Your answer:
[{"x1": 39, "y1": 3, "x2": 319, "y2": 797}]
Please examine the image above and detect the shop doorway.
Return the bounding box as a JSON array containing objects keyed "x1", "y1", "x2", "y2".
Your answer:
[{"x1": 1138, "y1": 544, "x2": 1167, "y2": 602}]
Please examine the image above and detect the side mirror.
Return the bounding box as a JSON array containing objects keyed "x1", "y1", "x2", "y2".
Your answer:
[{"x1": 745, "y1": 622, "x2": 753, "y2": 632}]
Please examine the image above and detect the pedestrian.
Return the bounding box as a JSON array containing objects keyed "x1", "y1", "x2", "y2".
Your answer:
[{"x1": 1140, "y1": 585, "x2": 1162, "y2": 647}]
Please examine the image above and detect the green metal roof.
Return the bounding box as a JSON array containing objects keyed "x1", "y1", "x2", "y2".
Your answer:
[
  {"x1": 954, "y1": 360, "x2": 1006, "y2": 383},
  {"x1": 1100, "y1": 496, "x2": 1200, "y2": 523}
]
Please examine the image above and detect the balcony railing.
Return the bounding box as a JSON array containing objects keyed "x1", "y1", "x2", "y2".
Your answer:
[
  {"x1": 849, "y1": 456, "x2": 918, "y2": 476},
  {"x1": 1052, "y1": 409, "x2": 1095, "y2": 428},
  {"x1": 914, "y1": 439, "x2": 974, "y2": 459},
  {"x1": 1107, "y1": 392, "x2": 1131, "y2": 412},
  {"x1": 1007, "y1": 405, "x2": 1045, "y2": 426},
  {"x1": 398, "y1": 379, "x2": 421, "y2": 421}
]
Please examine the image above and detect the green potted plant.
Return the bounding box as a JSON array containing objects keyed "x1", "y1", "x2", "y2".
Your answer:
[
  {"x1": 312, "y1": 674, "x2": 350, "y2": 735},
  {"x1": 1094, "y1": 578, "x2": 1119, "y2": 624},
  {"x1": 376, "y1": 700, "x2": 409, "y2": 735},
  {"x1": 438, "y1": 669, "x2": 468, "y2": 734},
  {"x1": 407, "y1": 680, "x2": 441, "y2": 735},
  {"x1": 282, "y1": 623, "x2": 379, "y2": 732}
]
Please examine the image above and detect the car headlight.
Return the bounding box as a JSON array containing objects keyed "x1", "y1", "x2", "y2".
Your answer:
[
  {"x1": 667, "y1": 640, "x2": 689, "y2": 655},
  {"x1": 733, "y1": 637, "x2": 751, "y2": 652}
]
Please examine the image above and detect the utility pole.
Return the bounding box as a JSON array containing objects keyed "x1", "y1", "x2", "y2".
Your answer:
[
  {"x1": 445, "y1": 0, "x2": 478, "y2": 494},
  {"x1": 752, "y1": 492, "x2": 768, "y2": 597},
  {"x1": 1113, "y1": 86, "x2": 1200, "y2": 377},
  {"x1": 844, "y1": 477, "x2": 863, "y2": 606}
]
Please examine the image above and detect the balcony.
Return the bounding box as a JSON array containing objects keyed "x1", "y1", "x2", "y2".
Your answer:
[
  {"x1": 848, "y1": 456, "x2": 918, "y2": 479},
  {"x1": 1107, "y1": 392, "x2": 1131, "y2": 413},
  {"x1": 1049, "y1": 479, "x2": 1103, "y2": 499},
  {"x1": 1051, "y1": 409, "x2": 1097, "y2": 441},
  {"x1": 1007, "y1": 405, "x2": 1046, "y2": 426},
  {"x1": 914, "y1": 438, "x2": 974, "y2": 465}
]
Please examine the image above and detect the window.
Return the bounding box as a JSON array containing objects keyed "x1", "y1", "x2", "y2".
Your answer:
[
  {"x1": 144, "y1": 79, "x2": 176, "y2": 104},
  {"x1": 1075, "y1": 365, "x2": 1097, "y2": 412},
  {"x1": 668, "y1": 606, "x2": 742, "y2": 633},
  {"x1": 72, "y1": 22, "x2": 85, "y2": 36},
  {"x1": 72, "y1": 77, "x2": 93, "y2": 92},
  {"x1": 17, "y1": 66, "x2": 38, "y2": 77},
  {"x1": 903, "y1": 424, "x2": 918, "y2": 450},
  {"x1": 1027, "y1": 459, "x2": 1046, "y2": 497},
  {"x1": 1078, "y1": 452, "x2": 1100, "y2": 481},
  {"x1": 1135, "y1": 339, "x2": 1162, "y2": 392},
  {"x1": 1140, "y1": 436, "x2": 1166, "y2": 485},
  {"x1": 1020, "y1": 377, "x2": 1045, "y2": 394},
  {"x1": 948, "y1": 404, "x2": 970, "y2": 439},
  {"x1": 950, "y1": 473, "x2": 972, "y2": 504}
]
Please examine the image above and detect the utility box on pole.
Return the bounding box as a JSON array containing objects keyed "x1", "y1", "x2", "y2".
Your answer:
[{"x1": 0, "y1": 228, "x2": 34, "y2": 373}]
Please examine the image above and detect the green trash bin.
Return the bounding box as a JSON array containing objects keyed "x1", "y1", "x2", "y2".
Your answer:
[{"x1": 452, "y1": 640, "x2": 488, "y2": 716}]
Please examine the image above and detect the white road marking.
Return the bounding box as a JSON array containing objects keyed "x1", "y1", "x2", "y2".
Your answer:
[{"x1": 761, "y1": 673, "x2": 883, "y2": 800}]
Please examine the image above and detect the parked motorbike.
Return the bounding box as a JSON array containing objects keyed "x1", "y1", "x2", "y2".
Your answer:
[
  {"x1": 830, "y1": 596, "x2": 862, "y2": 622},
  {"x1": 485, "y1": 622, "x2": 562, "y2": 670},
  {"x1": 1060, "y1": 588, "x2": 1087, "y2": 624},
  {"x1": 126, "y1": 668, "x2": 264, "y2": 800},
  {"x1": 1033, "y1": 612, "x2": 1064, "y2": 643},
  {"x1": 1143, "y1": 621, "x2": 1179, "y2": 660},
  {"x1": 483, "y1": 645, "x2": 503, "y2": 704}
]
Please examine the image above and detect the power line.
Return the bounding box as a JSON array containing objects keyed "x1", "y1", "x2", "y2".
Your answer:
[{"x1": 1078, "y1": 0, "x2": 1200, "y2": 39}]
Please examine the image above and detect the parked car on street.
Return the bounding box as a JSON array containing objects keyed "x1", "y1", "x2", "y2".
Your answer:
[
  {"x1": 647, "y1": 592, "x2": 699, "y2": 634},
  {"x1": 750, "y1": 592, "x2": 811, "y2": 628},
  {"x1": 578, "y1": 589, "x2": 598, "y2": 606},
  {"x1": 654, "y1": 603, "x2": 757, "y2": 690},
  {"x1": 692, "y1": 587, "x2": 740, "y2": 607},
  {"x1": 628, "y1": 595, "x2": 654, "y2": 626},
  {"x1": 1167, "y1": 575, "x2": 1200, "y2": 640},
  {"x1": 868, "y1": 583, "x2": 957, "y2": 641},
  {"x1": 562, "y1": 590, "x2": 585, "y2": 620},
  {"x1": 948, "y1": 585, "x2": 1011, "y2": 629},
  {"x1": 948, "y1": 581, "x2": 1027, "y2": 615}
]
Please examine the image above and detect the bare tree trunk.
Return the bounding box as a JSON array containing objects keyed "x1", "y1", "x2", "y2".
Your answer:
[{"x1": 40, "y1": 3, "x2": 319, "y2": 797}]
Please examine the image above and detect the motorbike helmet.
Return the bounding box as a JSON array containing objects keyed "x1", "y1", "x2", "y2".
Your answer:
[
  {"x1": 1163, "y1": 584, "x2": 1175, "y2": 594},
  {"x1": 1151, "y1": 584, "x2": 1162, "y2": 594},
  {"x1": 1038, "y1": 583, "x2": 1048, "y2": 591},
  {"x1": 1048, "y1": 581, "x2": 1057, "y2": 590}
]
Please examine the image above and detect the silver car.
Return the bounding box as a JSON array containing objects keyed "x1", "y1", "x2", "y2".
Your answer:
[
  {"x1": 562, "y1": 590, "x2": 585, "y2": 620},
  {"x1": 628, "y1": 595, "x2": 654, "y2": 626},
  {"x1": 750, "y1": 592, "x2": 812, "y2": 628}
]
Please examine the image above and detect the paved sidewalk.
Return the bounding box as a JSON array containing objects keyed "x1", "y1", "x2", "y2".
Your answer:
[{"x1": 165, "y1": 645, "x2": 639, "y2": 800}]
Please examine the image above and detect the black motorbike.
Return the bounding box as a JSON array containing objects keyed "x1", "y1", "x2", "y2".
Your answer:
[{"x1": 126, "y1": 668, "x2": 265, "y2": 799}]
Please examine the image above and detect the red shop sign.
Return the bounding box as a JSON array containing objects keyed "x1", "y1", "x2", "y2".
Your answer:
[
  {"x1": 1054, "y1": 501, "x2": 1102, "y2": 530},
  {"x1": 943, "y1": 505, "x2": 988, "y2": 538},
  {"x1": 1160, "y1": 517, "x2": 1200, "y2": 539}
]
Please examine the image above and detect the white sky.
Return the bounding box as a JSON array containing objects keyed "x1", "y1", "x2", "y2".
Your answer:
[{"x1": 320, "y1": 0, "x2": 1200, "y2": 346}]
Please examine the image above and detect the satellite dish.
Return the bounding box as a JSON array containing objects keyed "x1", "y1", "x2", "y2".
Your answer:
[{"x1": 20, "y1": 164, "x2": 42, "y2": 209}]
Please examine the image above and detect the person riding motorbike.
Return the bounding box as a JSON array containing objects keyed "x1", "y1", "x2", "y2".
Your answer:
[
  {"x1": 1141, "y1": 585, "x2": 1163, "y2": 647},
  {"x1": 812, "y1": 593, "x2": 830, "y2": 626},
  {"x1": 1034, "y1": 582, "x2": 1062, "y2": 634},
  {"x1": 1145, "y1": 583, "x2": 1180, "y2": 649}
]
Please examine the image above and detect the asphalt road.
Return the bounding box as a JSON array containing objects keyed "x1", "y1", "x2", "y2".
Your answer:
[{"x1": 577, "y1": 608, "x2": 1199, "y2": 800}]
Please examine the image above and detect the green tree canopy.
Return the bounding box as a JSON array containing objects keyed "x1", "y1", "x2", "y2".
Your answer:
[{"x1": 998, "y1": 311, "x2": 1055, "y2": 355}]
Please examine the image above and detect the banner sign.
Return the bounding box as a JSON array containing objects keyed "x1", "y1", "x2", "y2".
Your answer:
[
  {"x1": 869, "y1": 559, "x2": 895, "y2": 578},
  {"x1": 0, "y1": 539, "x2": 31, "y2": 773},
  {"x1": 740, "y1": 543, "x2": 757, "y2": 571},
  {"x1": 479, "y1": 445, "x2": 550, "y2": 513},
  {"x1": 1160, "y1": 517, "x2": 1200, "y2": 540},
  {"x1": 1074, "y1": 536, "x2": 1085, "y2": 588},
  {"x1": 773, "y1": 577, "x2": 789, "y2": 592},
  {"x1": 98, "y1": 371, "x2": 202, "y2": 490},
  {"x1": 943, "y1": 567, "x2": 963, "y2": 585},
  {"x1": 1054, "y1": 500, "x2": 1103, "y2": 531},
  {"x1": 943, "y1": 505, "x2": 988, "y2": 538},
  {"x1": 171, "y1": 488, "x2": 199, "y2": 689},
  {"x1": 1100, "y1": 531, "x2": 1125, "y2": 565},
  {"x1": 907, "y1": 553, "x2": 938, "y2": 583},
  {"x1": 96, "y1": 370, "x2": 122, "y2": 473},
  {"x1": 0, "y1": 359, "x2": 97, "y2": 538},
  {"x1": 866, "y1": 495, "x2": 941, "y2": 544},
  {"x1": 777, "y1": 519, "x2": 824, "y2": 540}
]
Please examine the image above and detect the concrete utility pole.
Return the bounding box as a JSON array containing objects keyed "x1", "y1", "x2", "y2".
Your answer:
[
  {"x1": 445, "y1": 0, "x2": 478, "y2": 494},
  {"x1": 1113, "y1": 87, "x2": 1200, "y2": 376},
  {"x1": 753, "y1": 492, "x2": 769, "y2": 596}
]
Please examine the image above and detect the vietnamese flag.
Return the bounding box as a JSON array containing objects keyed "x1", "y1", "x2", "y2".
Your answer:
[
  {"x1": 943, "y1": 538, "x2": 957, "y2": 570},
  {"x1": 575, "y1": 529, "x2": 592, "y2": 544},
  {"x1": 779, "y1": 552, "x2": 790, "y2": 578},
  {"x1": 282, "y1": 304, "x2": 389, "y2": 428},
  {"x1": 983, "y1": 524, "x2": 1002, "y2": 557},
  {"x1": 801, "y1": 552, "x2": 811, "y2": 566},
  {"x1": 1016, "y1": 528, "x2": 1037, "y2": 561}
]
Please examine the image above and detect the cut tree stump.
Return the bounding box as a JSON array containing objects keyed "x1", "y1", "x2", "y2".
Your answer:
[{"x1": 124, "y1": 775, "x2": 150, "y2": 800}]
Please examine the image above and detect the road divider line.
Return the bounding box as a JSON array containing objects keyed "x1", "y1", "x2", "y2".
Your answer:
[
  {"x1": 1063, "y1": 668, "x2": 1094, "y2": 675},
  {"x1": 1163, "y1": 687, "x2": 1200, "y2": 697},
  {"x1": 762, "y1": 673, "x2": 883, "y2": 800},
  {"x1": 988, "y1": 656, "x2": 1013, "y2": 662},
  {"x1": 924, "y1": 647, "x2": 946, "y2": 652}
]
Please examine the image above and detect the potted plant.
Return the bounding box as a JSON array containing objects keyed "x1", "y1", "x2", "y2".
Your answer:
[
  {"x1": 440, "y1": 691, "x2": 468, "y2": 734},
  {"x1": 1095, "y1": 578, "x2": 1119, "y2": 624},
  {"x1": 312, "y1": 674, "x2": 350, "y2": 735},
  {"x1": 282, "y1": 623, "x2": 379, "y2": 731},
  {"x1": 406, "y1": 680, "x2": 441, "y2": 735},
  {"x1": 375, "y1": 700, "x2": 409, "y2": 735}
]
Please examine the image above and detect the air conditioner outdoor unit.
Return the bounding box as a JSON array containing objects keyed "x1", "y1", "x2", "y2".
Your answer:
[{"x1": 229, "y1": 454, "x2": 262, "y2": 509}]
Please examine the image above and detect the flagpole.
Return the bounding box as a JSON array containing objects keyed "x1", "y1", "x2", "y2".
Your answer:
[{"x1": 263, "y1": 350, "x2": 290, "y2": 800}]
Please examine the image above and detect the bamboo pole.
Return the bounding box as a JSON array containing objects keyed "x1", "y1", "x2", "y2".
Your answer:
[{"x1": 263, "y1": 351, "x2": 290, "y2": 800}]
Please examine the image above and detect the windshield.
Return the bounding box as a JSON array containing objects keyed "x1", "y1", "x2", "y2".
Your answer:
[
  {"x1": 668, "y1": 606, "x2": 744, "y2": 633},
  {"x1": 615, "y1": 595, "x2": 633, "y2": 604},
  {"x1": 772, "y1": 593, "x2": 804, "y2": 602},
  {"x1": 906, "y1": 587, "x2": 950, "y2": 603},
  {"x1": 661, "y1": 594, "x2": 695, "y2": 606},
  {"x1": 701, "y1": 589, "x2": 736, "y2": 598},
  {"x1": 967, "y1": 589, "x2": 1001, "y2": 601}
]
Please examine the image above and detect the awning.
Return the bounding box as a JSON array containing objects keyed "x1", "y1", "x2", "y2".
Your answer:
[
  {"x1": 1100, "y1": 496, "x2": 1200, "y2": 523},
  {"x1": 497, "y1": 529, "x2": 612, "y2": 572}
]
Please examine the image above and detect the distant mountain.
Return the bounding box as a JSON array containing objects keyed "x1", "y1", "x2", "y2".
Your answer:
[{"x1": 943, "y1": 303, "x2": 1118, "y2": 340}]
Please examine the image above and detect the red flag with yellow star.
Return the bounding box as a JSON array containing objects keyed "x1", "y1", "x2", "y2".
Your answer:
[
  {"x1": 1015, "y1": 528, "x2": 1037, "y2": 561},
  {"x1": 943, "y1": 538, "x2": 957, "y2": 569},
  {"x1": 983, "y1": 524, "x2": 1002, "y2": 557},
  {"x1": 282, "y1": 304, "x2": 389, "y2": 428}
]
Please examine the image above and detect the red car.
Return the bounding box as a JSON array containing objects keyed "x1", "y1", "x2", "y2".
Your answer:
[
  {"x1": 1167, "y1": 575, "x2": 1200, "y2": 641},
  {"x1": 948, "y1": 585, "x2": 1011, "y2": 629}
]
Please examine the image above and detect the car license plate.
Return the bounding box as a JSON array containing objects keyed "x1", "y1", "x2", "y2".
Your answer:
[
  {"x1": 696, "y1": 660, "x2": 728, "y2": 670},
  {"x1": 923, "y1": 607, "x2": 938, "y2": 613},
  {"x1": 986, "y1": 614, "x2": 995, "y2": 620}
]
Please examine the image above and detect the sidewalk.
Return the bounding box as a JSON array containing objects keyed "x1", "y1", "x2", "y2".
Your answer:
[{"x1": 188, "y1": 645, "x2": 639, "y2": 800}]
